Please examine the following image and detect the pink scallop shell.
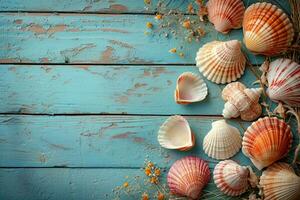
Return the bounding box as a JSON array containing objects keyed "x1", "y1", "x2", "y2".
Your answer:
[{"x1": 167, "y1": 156, "x2": 210, "y2": 199}]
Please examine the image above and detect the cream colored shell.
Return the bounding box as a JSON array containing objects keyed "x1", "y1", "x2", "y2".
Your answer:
[
  {"x1": 203, "y1": 120, "x2": 242, "y2": 159},
  {"x1": 157, "y1": 115, "x2": 194, "y2": 151},
  {"x1": 195, "y1": 40, "x2": 246, "y2": 84}
]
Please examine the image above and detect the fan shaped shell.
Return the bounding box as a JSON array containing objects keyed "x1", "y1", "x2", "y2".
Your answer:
[
  {"x1": 203, "y1": 120, "x2": 242, "y2": 159},
  {"x1": 158, "y1": 115, "x2": 195, "y2": 151},
  {"x1": 167, "y1": 156, "x2": 210, "y2": 199},
  {"x1": 242, "y1": 117, "x2": 292, "y2": 170},
  {"x1": 195, "y1": 40, "x2": 246, "y2": 84},
  {"x1": 243, "y1": 2, "x2": 294, "y2": 56},
  {"x1": 267, "y1": 58, "x2": 300, "y2": 106},
  {"x1": 260, "y1": 162, "x2": 300, "y2": 200},
  {"x1": 214, "y1": 160, "x2": 249, "y2": 196},
  {"x1": 174, "y1": 72, "x2": 208, "y2": 104},
  {"x1": 207, "y1": 0, "x2": 245, "y2": 34}
]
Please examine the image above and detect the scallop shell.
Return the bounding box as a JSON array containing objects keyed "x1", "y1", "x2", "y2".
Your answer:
[
  {"x1": 243, "y1": 2, "x2": 294, "y2": 56},
  {"x1": 260, "y1": 162, "x2": 300, "y2": 200},
  {"x1": 242, "y1": 117, "x2": 293, "y2": 170},
  {"x1": 203, "y1": 120, "x2": 242, "y2": 159},
  {"x1": 222, "y1": 82, "x2": 262, "y2": 121},
  {"x1": 207, "y1": 0, "x2": 245, "y2": 34},
  {"x1": 168, "y1": 156, "x2": 210, "y2": 199},
  {"x1": 267, "y1": 58, "x2": 300, "y2": 107},
  {"x1": 214, "y1": 160, "x2": 249, "y2": 196},
  {"x1": 157, "y1": 115, "x2": 195, "y2": 151},
  {"x1": 195, "y1": 40, "x2": 246, "y2": 84},
  {"x1": 174, "y1": 72, "x2": 208, "y2": 104}
]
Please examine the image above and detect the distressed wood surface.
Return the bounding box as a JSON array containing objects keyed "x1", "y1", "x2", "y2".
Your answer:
[
  {"x1": 0, "y1": 13, "x2": 265, "y2": 64},
  {"x1": 0, "y1": 168, "x2": 253, "y2": 200},
  {"x1": 0, "y1": 115, "x2": 297, "y2": 168},
  {"x1": 0, "y1": 65, "x2": 258, "y2": 115},
  {"x1": 0, "y1": 0, "x2": 290, "y2": 14},
  {"x1": 0, "y1": 1, "x2": 295, "y2": 199}
]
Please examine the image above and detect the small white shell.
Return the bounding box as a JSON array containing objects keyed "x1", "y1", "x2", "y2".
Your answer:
[
  {"x1": 267, "y1": 58, "x2": 300, "y2": 107},
  {"x1": 195, "y1": 40, "x2": 246, "y2": 84},
  {"x1": 214, "y1": 160, "x2": 249, "y2": 196},
  {"x1": 203, "y1": 120, "x2": 242, "y2": 159},
  {"x1": 260, "y1": 162, "x2": 300, "y2": 200},
  {"x1": 174, "y1": 72, "x2": 208, "y2": 104},
  {"x1": 158, "y1": 115, "x2": 194, "y2": 151}
]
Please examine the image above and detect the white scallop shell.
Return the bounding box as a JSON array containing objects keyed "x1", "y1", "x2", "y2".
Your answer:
[
  {"x1": 203, "y1": 120, "x2": 242, "y2": 159},
  {"x1": 214, "y1": 160, "x2": 249, "y2": 196},
  {"x1": 195, "y1": 40, "x2": 246, "y2": 84},
  {"x1": 158, "y1": 115, "x2": 194, "y2": 151},
  {"x1": 267, "y1": 58, "x2": 300, "y2": 107},
  {"x1": 260, "y1": 162, "x2": 300, "y2": 200},
  {"x1": 174, "y1": 72, "x2": 208, "y2": 104}
]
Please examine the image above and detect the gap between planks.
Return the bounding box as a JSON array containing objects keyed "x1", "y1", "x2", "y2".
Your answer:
[{"x1": 0, "y1": 113, "x2": 223, "y2": 118}]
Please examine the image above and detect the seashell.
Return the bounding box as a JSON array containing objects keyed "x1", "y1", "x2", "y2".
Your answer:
[
  {"x1": 243, "y1": 2, "x2": 294, "y2": 56},
  {"x1": 242, "y1": 117, "x2": 293, "y2": 170},
  {"x1": 203, "y1": 120, "x2": 242, "y2": 159},
  {"x1": 214, "y1": 160, "x2": 249, "y2": 196},
  {"x1": 174, "y1": 72, "x2": 208, "y2": 104},
  {"x1": 195, "y1": 40, "x2": 246, "y2": 84},
  {"x1": 260, "y1": 162, "x2": 300, "y2": 200},
  {"x1": 157, "y1": 115, "x2": 195, "y2": 151},
  {"x1": 207, "y1": 0, "x2": 245, "y2": 34},
  {"x1": 266, "y1": 58, "x2": 300, "y2": 107},
  {"x1": 222, "y1": 82, "x2": 262, "y2": 121},
  {"x1": 168, "y1": 156, "x2": 210, "y2": 199}
]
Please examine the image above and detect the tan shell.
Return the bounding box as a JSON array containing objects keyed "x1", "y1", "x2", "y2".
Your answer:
[
  {"x1": 222, "y1": 82, "x2": 262, "y2": 121},
  {"x1": 207, "y1": 0, "x2": 245, "y2": 34},
  {"x1": 260, "y1": 162, "x2": 300, "y2": 200},
  {"x1": 195, "y1": 40, "x2": 246, "y2": 84}
]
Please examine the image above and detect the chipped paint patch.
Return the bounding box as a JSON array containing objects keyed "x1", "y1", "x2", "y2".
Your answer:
[
  {"x1": 115, "y1": 95, "x2": 129, "y2": 104},
  {"x1": 24, "y1": 23, "x2": 68, "y2": 36},
  {"x1": 109, "y1": 40, "x2": 134, "y2": 49},
  {"x1": 14, "y1": 19, "x2": 23, "y2": 24},
  {"x1": 111, "y1": 131, "x2": 135, "y2": 139},
  {"x1": 100, "y1": 46, "x2": 115, "y2": 63},
  {"x1": 100, "y1": 28, "x2": 129, "y2": 34},
  {"x1": 109, "y1": 4, "x2": 128, "y2": 12}
]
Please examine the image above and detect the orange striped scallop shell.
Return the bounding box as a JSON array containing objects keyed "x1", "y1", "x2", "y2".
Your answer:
[
  {"x1": 207, "y1": 0, "x2": 245, "y2": 34},
  {"x1": 243, "y1": 2, "x2": 294, "y2": 56},
  {"x1": 242, "y1": 117, "x2": 292, "y2": 170}
]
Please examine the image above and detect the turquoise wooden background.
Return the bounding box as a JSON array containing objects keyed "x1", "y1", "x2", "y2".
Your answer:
[{"x1": 0, "y1": 0, "x2": 296, "y2": 199}]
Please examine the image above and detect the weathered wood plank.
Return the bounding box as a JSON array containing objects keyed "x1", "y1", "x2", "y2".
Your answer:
[
  {"x1": 0, "y1": 115, "x2": 297, "y2": 168},
  {"x1": 0, "y1": 65, "x2": 258, "y2": 114},
  {"x1": 0, "y1": 13, "x2": 265, "y2": 64},
  {"x1": 0, "y1": 0, "x2": 290, "y2": 14},
  {"x1": 0, "y1": 168, "x2": 254, "y2": 200}
]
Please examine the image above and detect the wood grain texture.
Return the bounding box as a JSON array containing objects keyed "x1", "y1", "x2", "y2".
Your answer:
[
  {"x1": 0, "y1": 168, "x2": 249, "y2": 200},
  {"x1": 0, "y1": 115, "x2": 297, "y2": 168},
  {"x1": 0, "y1": 65, "x2": 258, "y2": 114},
  {"x1": 0, "y1": 13, "x2": 265, "y2": 64},
  {"x1": 0, "y1": 0, "x2": 290, "y2": 14}
]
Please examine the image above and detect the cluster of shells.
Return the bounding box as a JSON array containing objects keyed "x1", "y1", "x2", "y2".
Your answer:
[{"x1": 157, "y1": 0, "x2": 300, "y2": 199}]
